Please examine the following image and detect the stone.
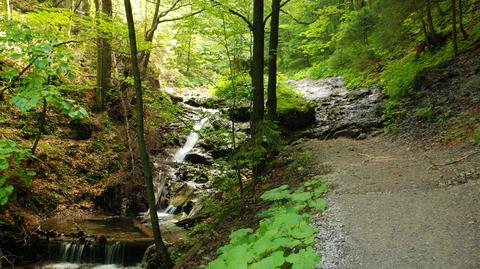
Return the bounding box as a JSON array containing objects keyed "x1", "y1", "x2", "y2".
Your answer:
[
  {"x1": 184, "y1": 152, "x2": 211, "y2": 165},
  {"x1": 278, "y1": 105, "x2": 316, "y2": 130},
  {"x1": 68, "y1": 119, "x2": 93, "y2": 140},
  {"x1": 170, "y1": 185, "x2": 195, "y2": 207},
  {"x1": 333, "y1": 128, "x2": 360, "y2": 139},
  {"x1": 357, "y1": 133, "x2": 367, "y2": 140}
]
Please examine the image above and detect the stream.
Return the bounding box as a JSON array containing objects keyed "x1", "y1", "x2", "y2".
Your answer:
[{"x1": 36, "y1": 104, "x2": 219, "y2": 269}]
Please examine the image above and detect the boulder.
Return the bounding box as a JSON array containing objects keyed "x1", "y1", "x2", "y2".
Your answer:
[
  {"x1": 170, "y1": 185, "x2": 195, "y2": 207},
  {"x1": 184, "y1": 152, "x2": 211, "y2": 165},
  {"x1": 277, "y1": 105, "x2": 316, "y2": 130},
  {"x1": 68, "y1": 119, "x2": 93, "y2": 140}
]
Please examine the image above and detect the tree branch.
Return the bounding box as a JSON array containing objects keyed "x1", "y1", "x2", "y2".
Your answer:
[
  {"x1": 210, "y1": 0, "x2": 253, "y2": 31},
  {"x1": 228, "y1": 8, "x2": 253, "y2": 31},
  {"x1": 280, "y1": 9, "x2": 311, "y2": 25},
  {"x1": 157, "y1": 8, "x2": 205, "y2": 24},
  {"x1": 264, "y1": 0, "x2": 293, "y2": 26}
]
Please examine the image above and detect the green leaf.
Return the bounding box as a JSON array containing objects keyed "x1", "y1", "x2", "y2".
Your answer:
[
  {"x1": 0, "y1": 185, "x2": 14, "y2": 205},
  {"x1": 0, "y1": 159, "x2": 9, "y2": 170},
  {"x1": 291, "y1": 190, "x2": 312, "y2": 203},
  {"x1": 309, "y1": 198, "x2": 328, "y2": 211},
  {"x1": 249, "y1": 250, "x2": 285, "y2": 269},
  {"x1": 285, "y1": 247, "x2": 320, "y2": 269},
  {"x1": 260, "y1": 185, "x2": 291, "y2": 201}
]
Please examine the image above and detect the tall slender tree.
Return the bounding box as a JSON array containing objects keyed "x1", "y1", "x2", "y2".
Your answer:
[
  {"x1": 452, "y1": 0, "x2": 458, "y2": 56},
  {"x1": 251, "y1": 0, "x2": 265, "y2": 127},
  {"x1": 266, "y1": 0, "x2": 280, "y2": 121},
  {"x1": 458, "y1": 0, "x2": 468, "y2": 40},
  {"x1": 251, "y1": 0, "x2": 265, "y2": 180},
  {"x1": 95, "y1": 0, "x2": 112, "y2": 111},
  {"x1": 123, "y1": 0, "x2": 173, "y2": 267}
]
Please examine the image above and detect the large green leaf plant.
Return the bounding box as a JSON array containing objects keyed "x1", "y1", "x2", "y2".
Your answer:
[{"x1": 206, "y1": 178, "x2": 330, "y2": 269}]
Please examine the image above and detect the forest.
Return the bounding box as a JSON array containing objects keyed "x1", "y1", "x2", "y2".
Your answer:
[{"x1": 0, "y1": 0, "x2": 479, "y2": 268}]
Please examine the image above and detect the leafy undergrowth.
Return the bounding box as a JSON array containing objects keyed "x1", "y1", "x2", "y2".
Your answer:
[{"x1": 205, "y1": 178, "x2": 329, "y2": 269}]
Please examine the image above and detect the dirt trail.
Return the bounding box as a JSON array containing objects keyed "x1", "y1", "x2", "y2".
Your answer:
[{"x1": 303, "y1": 136, "x2": 480, "y2": 269}]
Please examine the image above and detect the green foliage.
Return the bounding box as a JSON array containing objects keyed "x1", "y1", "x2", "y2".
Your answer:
[
  {"x1": 276, "y1": 75, "x2": 311, "y2": 114},
  {"x1": 286, "y1": 148, "x2": 313, "y2": 177},
  {"x1": 206, "y1": 179, "x2": 329, "y2": 269},
  {"x1": 213, "y1": 72, "x2": 251, "y2": 102},
  {"x1": 0, "y1": 139, "x2": 35, "y2": 205},
  {"x1": 232, "y1": 120, "x2": 284, "y2": 169},
  {"x1": 0, "y1": 15, "x2": 88, "y2": 120},
  {"x1": 144, "y1": 87, "x2": 182, "y2": 126},
  {"x1": 381, "y1": 45, "x2": 453, "y2": 123}
]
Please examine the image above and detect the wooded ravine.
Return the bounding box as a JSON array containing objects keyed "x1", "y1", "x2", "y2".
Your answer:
[{"x1": 0, "y1": 0, "x2": 479, "y2": 268}]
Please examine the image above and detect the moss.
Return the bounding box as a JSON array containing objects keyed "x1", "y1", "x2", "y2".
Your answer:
[{"x1": 276, "y1": 76, "x2": 311, "y2": 114}]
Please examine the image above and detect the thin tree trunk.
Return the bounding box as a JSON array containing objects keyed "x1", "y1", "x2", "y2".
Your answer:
[
  {"x1": 426, "y1": 0, "x2": 440, "y2": 46},
  {"x1": 251, "y1": 0, "x2": 265, "y2": 181},
  {"x1": 221, "y1": 15, "x2": 243, "y2": 192},
  {"x1": 267, "y1": 0, "x2": 280, "y2": 121},
  {"x1": 251, "y1": 0, "x2": 265, "y2": 126},
  {"x1": 120, "y1": 89, "x2": 135, "y2": 169},
  {"x1": 95, "y1": 0, "x2": 103, "y2": 111},
  {"x1": 6, "y1": 0, "x2": 11, "y2": 20},
  {"x1": 458, "y1": 0, "x2": 468, "y2": 40},
  {"x1": 452, "y1": 0, "x2": 458, "y2": 56},
  {"x1": 32, "y1": 97, "x2": 47, "y2": 154},
  {"x1": 140, "y1": 0, "x2": 161, "y2": 74},
  {"x1": 101, "y1": 0, "x2": 112, "y2": 107},
  {"x1": 123, "y1": 0, "x2": 173, "y2": 268},
  {"x1": 95, "y1": 0, "x2": 112, "y2": 112}
]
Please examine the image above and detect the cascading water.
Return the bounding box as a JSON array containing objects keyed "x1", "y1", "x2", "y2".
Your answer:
[
  {"x1": 36, "y1": 240, "x2": 149, "y2": 268},
  {"x1": 174, "y1": 116, "x2": 210, "y2": 163},
  {"x1": 147, "y1": 106, "x2": 218, "y2": 228}
]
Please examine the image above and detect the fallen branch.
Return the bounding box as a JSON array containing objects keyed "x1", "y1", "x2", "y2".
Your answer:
[{"x1": 430, "y1": 150, "x2": 480, "y2": 169}]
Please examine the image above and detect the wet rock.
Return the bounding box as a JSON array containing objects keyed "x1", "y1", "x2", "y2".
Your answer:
[
  {"x1": 289, "y1": 78, "x2": 384, "y2": 139},
  {"x1": 185, "y1": 97, "x2": 224, "y2": 109},
  {"x1": 278, "y1": 105, "x2": 316, "y2": 130},
  {"x1": 170, "y1": 185, "x2": 195, "y2": 207},
  {"x1": 68, "y1": 119, "x2": 93, "y2": 140},
  {"x1": 185, "y1": 152, "x2": 211, "y2": 165}
]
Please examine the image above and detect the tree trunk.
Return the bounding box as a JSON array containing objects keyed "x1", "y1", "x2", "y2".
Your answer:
[
  {"x1": 6, "y1": 0, "x2": 11, "y2": 20},
  {"x1": 452, "y1": 0, "x2": 458, "y2": 56},
  {"x1": 426, "y1": 0, "x2": 440, "y2": 46},
  {"x1": 267, "y1": 0, "x2": 280, "y2": 121},
  {"x1": 95, "y1": 0, "x2": 112, "y2": 112},
  {"x1": 251, "y1": 0, "x2": 265, "y2": 180},
  {"x1": 251, "y1": 0, "x2": 265, "y2": 126},
  {"x1": 140, "y1": 0, "x2": 161, "y2": 74},
  {"x1": 123, "y1": 0, "x2": 173, "y2": 268},
  {"x1": 458, "y1": 0, "x2": 468, "y2": 40},
  {"x1": 31, "y1": 97, "x2": 47, "y2": 155},
  {"x1": 221, "y1": 15, "x2": 243, "y2": 192}
]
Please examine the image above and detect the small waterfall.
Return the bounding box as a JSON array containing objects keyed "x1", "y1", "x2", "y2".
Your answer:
[
  {"x1": 105, "y1": 242, "x2": 124, "y2": 265},
  {"x1": 174, "y1": 116, "x2": 210, "y2": 163},
  {"x1": 39, "y1": 239, "x2": 150, "y2": 268},
  {"x1": 57, "y1": 240, "x2": 96, "y2": 264},
  {"x1": 163, "y1": 205, "x2": 178, "y2": 214}
]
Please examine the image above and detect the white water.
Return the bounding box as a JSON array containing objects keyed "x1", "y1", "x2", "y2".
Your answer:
[
  {"x1": 173, "y1": 116, "x2": 210, "y2": 163},
  {"x1": 37, "y1": 263, "x2": 141, "y2": 269}
]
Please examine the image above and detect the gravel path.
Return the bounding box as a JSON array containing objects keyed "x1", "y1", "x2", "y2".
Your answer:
[{"x1": 305, "y1": 136, "x2": 480, "y2": 269}]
